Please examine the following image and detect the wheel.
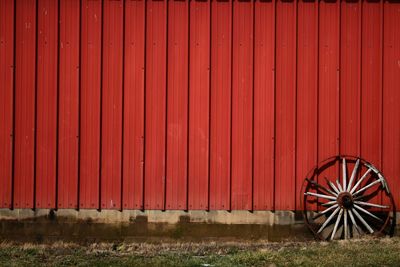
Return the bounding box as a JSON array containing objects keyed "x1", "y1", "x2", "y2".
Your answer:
[{"x1": 302, "y1": 155, "x2": 396, "y2": 240}]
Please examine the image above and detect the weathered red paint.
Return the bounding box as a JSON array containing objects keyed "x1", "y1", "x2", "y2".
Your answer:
[{"x1": 1, "y1": 0, "x2": 399, "y2": 211}]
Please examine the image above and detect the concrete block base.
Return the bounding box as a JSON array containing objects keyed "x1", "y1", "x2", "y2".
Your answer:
[{"x1": 0, "y1": 209, "x2": 397, "y2": 242}]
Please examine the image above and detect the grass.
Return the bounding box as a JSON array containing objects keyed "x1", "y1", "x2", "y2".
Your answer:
[{"x1": 1, "y1": 237, "x2": 400, "y2": 266}]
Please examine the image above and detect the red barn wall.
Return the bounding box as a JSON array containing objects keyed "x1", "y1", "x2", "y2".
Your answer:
[{"x1": 0, "y1": 0, "x2": 399, "y2": 211}]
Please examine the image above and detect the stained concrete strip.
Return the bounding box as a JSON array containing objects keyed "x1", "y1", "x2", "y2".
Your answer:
[
  {"x1": 0, "y1": 209, "x2": 306, "y2": 242},
  {"x1": 0, "y1": 209, "x2": 292, "y2": 225},
  {"x1": 0, "y1": 209, "x2": 398, "y2": 225},
  {"x1": 0, "y1": 209, "x2": 397, "y2": 242}
]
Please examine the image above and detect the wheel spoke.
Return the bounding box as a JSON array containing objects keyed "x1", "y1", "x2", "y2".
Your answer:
[
  {"x1": 348, "y1": 209, "x2": 360, "y2": 234},
  {"x1": 354, "y1": 201, "x2": 389, "y2": 209},
  {"x1": 352, "y1": 208, "x2": 374, "y2": 234},
  {"x1": 319, "y1": 188, "x2": 338, "y2": 197},
  {"x1": 350, "y1": 168, "x2": 372, "y2": 194},
  {"x1": 307, "y1": 179, "x2": 338, "y2": 197},
  {"x1": 313, "y1": 204, "x2": 339, "y2": 220},
  {"x1": 305, "y1": 192, "x2": 337, "y2": 201},
  {"x1": 317, "y1": 207, "x2": 341, "y2": 234},
  {"x1": 353, "y1": 204, "x2": 383, "y2": 222},
  {"x1": 344, "y1": 209, "x2": 348, "y2": 240},
  {"x1": 342, "y1": 158, "x2": 347, "y2": 191},
  {"x1": 331, "y1": 209, "x2": 343, "y2": 240},
  {"x1": 321, "y1": 200, "x2": 337, "y2": 206},
  {"x1": 336, "y1": 180, "x2": 343, "y2": 192},
  {"x1": 347, "y1": 159, "x2": 360, "y2": 191},
  {"x1": 353, "y1": 189, "x2": 381, "y2": 201},
  {"x1": 325, "y1": 177, "x2": 340, "y2": 195},
  {"x1": 353, "y1": 179, "x2": 381, "y2": 196}
]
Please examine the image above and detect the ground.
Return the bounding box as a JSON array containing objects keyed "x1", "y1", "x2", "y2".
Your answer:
[{"x1": 1, "y1": 237, "x2": 400, "y2": 266}]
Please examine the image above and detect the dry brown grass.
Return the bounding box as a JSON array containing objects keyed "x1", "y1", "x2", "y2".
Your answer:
[{"x1": 1, "y1": 236, "x2": 399, "y2": 266}]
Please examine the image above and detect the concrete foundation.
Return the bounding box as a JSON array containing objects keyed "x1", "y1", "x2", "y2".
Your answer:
[{"x1": 0, "y1": 209, "x2": 398, "y2": 242}]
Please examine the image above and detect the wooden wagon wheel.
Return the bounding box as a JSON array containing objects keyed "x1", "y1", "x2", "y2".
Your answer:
[{"x1": 301, "y1": 155, "x2": 396, "y2": 240}]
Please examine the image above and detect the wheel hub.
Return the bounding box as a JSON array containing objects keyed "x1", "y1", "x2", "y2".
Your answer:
[{"x1": 337, "y1": 192, "x2": 353, "y2": 209}]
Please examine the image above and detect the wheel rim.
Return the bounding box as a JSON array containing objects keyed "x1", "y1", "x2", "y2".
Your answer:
[{"x1": 302, "y1": 156, "x2": 396, "y2": 240}]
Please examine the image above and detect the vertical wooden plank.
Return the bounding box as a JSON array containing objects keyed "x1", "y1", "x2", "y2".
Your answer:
[
  {"x1": 253, "y1": 0, "x2": 274, "y2": 211},
  {"x1": 231, "y1": 0, "x2": 253, "y2": 210},
  {"x1": 58, "y1": 0, "x2": 80, "y2": 209},
  {"x1": 339, "y1": 0, "x2": 364, "y2": 212},
  {"x1": 209, "y1": 0, "x2": 232, "y2": 210},
  {"x1": 361, "y1": 0, "x2": 383, "y2": 205},
  {"x1": 0, "y1": 0, "x2": 14, "y2": 208},
  {"x1": 340, "y1": 0, "x2": 361, "y2": 157},
  {"x1": 188, "y1": 0, "x2": 210, "y2": 210},
  {"x1": 80, "y1": 0, "x2": 101, "y2": 209},
  {"x1": 275, "y1": 0, "x2": 296, "y2": 210},
  {"x1": 383, "y1": 1, "x2": 400, "y2": 208},
  {"x1": 101, "y1": 0, "x2": 123, "y2": 210},
  {"x1": 123, "y1": 0, "x2": 145, "y2": 210},
  {"x1": 318, "y1": 0, "x2": 339, "y2": 190},
  {"x1": 145, "y1": 0, "x2": 167, "y2": 210},
  {"x1": 14, "y1": 0, "x2": 36, "y2": 209},
  {"x1": 166, "y1": 0, "x2": 189, "y2": 210},
  {"x1": 361, "y1": 1, "x2": 382, "y2": 165},
  {"x1": 36, "y1": 0, "x2": 58, "y2": 209},
  {"x1": 296, "y1": 0, "x2": 317, "y2": 210}
]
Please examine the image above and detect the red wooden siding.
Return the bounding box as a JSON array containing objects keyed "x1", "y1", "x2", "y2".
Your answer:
[
  {"x1": 275, "y1": 0, "x2": 297, "y2": 210},
  {"x1": 318, "y1": 0, "x2": 340, "y2": 211},
  {"x1": 340, "y1": 0, "x2": 361, "y2": 158},
  {"x1": 361, "y1": 1, "x2": 383, "y2": 205},
  {"x1": 383, "y1": 2, "x2": 400, "y2": 206},
  {"x1": 101, "y1": 0, "x2": 123, "y2": 209},
  {"x1": 231, "y1": 0, "x2": 253, "y2": 210},
  {"x1": 296, "y1": 0, "x2": 318, "y2": 211},
  {"x1": 253, "y1": 0, "x2": 275, "y2": 210},
  {"x1": 166, "y1": 0, "x2": 189, "y2": 210},
  {"x1": 123, "y1": 0, "x2": 145, "y2": 210},
  {"x1": 0, "y1": 0, "x2": 14, "y2": 209},
  {"x1": 0, "y1": 0, "x2": 399, "y2": 211},
  {"x1": 209, "y1": 0, "x2": 232, "y2": 210},
  {"x1": 36, "y1": 0, "x2": 58, "y2": 208},
  {"x1": 58, "y1": 0, "x2": 80, "y2": 209},
  {"x1": 80, "y1": 0, "x2": 102, "y2": 209},
  {"x1": 188, "y1": 0, "x2": 210, "y2": 210},
  {"x1": 144, "y1": 0, "x2": 167, "y2": 210},
  {"x1": 13, "y1": 0, "x2": 36, "y2": 209}
]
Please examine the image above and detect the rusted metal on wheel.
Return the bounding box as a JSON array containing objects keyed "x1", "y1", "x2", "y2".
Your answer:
[{"x1": 302, "y1": 155, "x2": 396, "y2": 241}]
